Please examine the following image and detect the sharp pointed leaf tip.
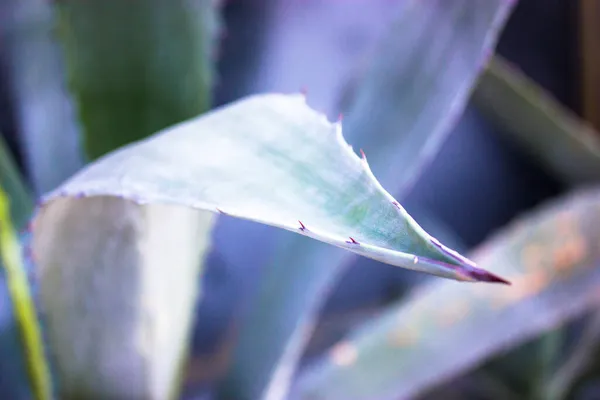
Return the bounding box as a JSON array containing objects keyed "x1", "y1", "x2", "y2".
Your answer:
[{"x1": 468, "y1": 267, "x2": 511, "y2": 285}]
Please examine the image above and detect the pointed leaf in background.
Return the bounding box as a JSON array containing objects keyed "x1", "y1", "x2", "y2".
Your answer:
[
  {"x1": 218, "y1": 1, "x2": 517, "y2": 399},
  {"x1": 473, "y1": 56, "x2": 600, "y2": 186},
  {"x1": 295, "y1": 187, "x2": 600, "y2": 400}
]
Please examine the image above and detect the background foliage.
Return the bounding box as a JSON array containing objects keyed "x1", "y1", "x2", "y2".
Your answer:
[{"x1": 2, "y1": 0, "x2": 600, "y2": 399}]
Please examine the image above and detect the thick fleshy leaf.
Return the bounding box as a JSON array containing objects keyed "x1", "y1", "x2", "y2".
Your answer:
[
  {"x1": 31, "y1": 94, "x2": 504, "y2": 398},
  {"x1": 473, "y1": 56, "x2": 600, "y2": 186},
  {"x1": 218, "y1": 1, "x2": 517, "y2": 399},
  {"x1": 295, "y1": 187, "x2": 600, "y2": 400},
  {"x1": 55, "y1": 0, "x2": 222, "y2": 160},
  {"x1": 33, "y1": 94, "x2": 498, "y2": 284},
  {"x1": 0, "y1": 187, "x2": 52, "y2": 400}
]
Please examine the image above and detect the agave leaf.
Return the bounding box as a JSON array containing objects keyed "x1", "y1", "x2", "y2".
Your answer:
[
  {"x1": 295, "y1": 187, "x2": 600, "y2": 400},
  {"x1": 42, "y1": 0, "x2": 222, "y2": 398},
  {"x1": 55, "y1": 0, "x2": 222, "y2": 160},
  {"x1": 473, "y1": 56, "x2": 600, "y2": 186},
  {"x1": 0, "y1": 187, "x2": 52, "y2": 400},
  {"x1": 218, "y1": 1, "x2": 517, "y2": 399},
  {"x1": 31, "y1": 94, "x2": 504, "y2": 397}
]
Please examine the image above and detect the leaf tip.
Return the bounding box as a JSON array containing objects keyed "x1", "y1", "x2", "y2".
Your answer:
[{"x1": 468, "y1": 267, "x2": 511, "y2": 285}]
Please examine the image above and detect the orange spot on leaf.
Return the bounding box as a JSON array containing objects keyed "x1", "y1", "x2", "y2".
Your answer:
[
  {"x1": 389, "y1": 323, "x2": 419, "y2": 347},
  {"x1": 438, "y1": 300, "x2": 470, "y2": 327},
  {"x1": 553, "y1": 236, "x2": 587, "y2": 274}
]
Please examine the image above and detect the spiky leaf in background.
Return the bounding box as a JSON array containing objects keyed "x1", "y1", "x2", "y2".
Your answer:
[
  {"x1": 31, "y1": 94, "x2": 504, "y2": 399},
  {"x1": 474, "y1": 56, "x2": 600, "y2": 186},
  {"x1": 0, "y1": 0, "x2": 84, "y2": 195},
  {"x1": 295, "y1": 187, "x2": 600, "y2": 400},
  {"x1": 55, "y1": 0, "x2": 222, "y2": 160},
  {"x1": 218, "y1": 1, "x2": 517, "y2": 399}
]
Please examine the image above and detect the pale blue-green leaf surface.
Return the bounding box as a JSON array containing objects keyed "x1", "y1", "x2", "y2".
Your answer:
[
  {"x1": 31, "y1": 94, "x2": 505, "y2": 399},
  {"x1": 218, "y1": 1, "x2": 517, "y2": 399},
  {"x1": 33, "y1": 94, "x2": 498, "y2": 284}
]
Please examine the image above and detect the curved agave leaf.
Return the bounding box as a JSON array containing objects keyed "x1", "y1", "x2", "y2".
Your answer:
[
  {"x1": 295, "y1": 187, "x2": 600, "y2": 400},
  {"x1": 474, "y1": 56, "x2": 600, "y2": 186},
  {"x1": 33, "y1": 94, "x2": 502, "y2": 284},
  {"x1": 219, "y1": 0, "x2": 517, "y2": 399},
  {"x1": 31, "y1": 94, "x2": 504, "y2": 399}
]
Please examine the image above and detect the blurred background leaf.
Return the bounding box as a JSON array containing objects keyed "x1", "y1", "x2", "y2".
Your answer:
[
  {"x1": 474, "y1": 56, "x2": 600, "y2": 186},
  {"x1": 0, "y1": 186, "x2": 51, "y2": 400},
  {"x1": 0, "y1": 135, "x2": 34, "y2": 399},
  {"x1": 296, "y1": 186, "x2": 600, "y2": 400}
]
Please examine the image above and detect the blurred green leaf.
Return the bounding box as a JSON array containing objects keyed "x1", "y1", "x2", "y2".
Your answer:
[
  {"x1": 473, "y1": 56, "x2": 600, "y2": 186},
  {"x1": 296, "y1": 187, "x2": 600, "y2": 400},
  {"x1": 55, "y1": 0, "x2": 222, "y2": 160},
  {"x1": 43, "y1": 0, "x2": 222, "y2": 397},
  {"x1": 0, "y1": 135, "x2": 33, "y2": 229},
  {"x1": 1, "y1": 0, "x2": 84, "y2": 194},
  {"x1": 219, "y1": 1, "x2": 517, "y2": 399},
  {"x1": 31, "y1": 94, "x2": 501, "y2": 398},
  {"x1": 0, "y1": 187, "x2": 52, "y2": 400}
]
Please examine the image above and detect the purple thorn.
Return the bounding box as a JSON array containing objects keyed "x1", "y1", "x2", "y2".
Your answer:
[
  {"x1": 360, "y1": 148, "x2": 367, "y2": 161},
  {"x1": 346, "y1": 237, "x2": 359, "y2": 245},
  {"x1": 391, "y1": 201, "x2": 400, "y2": 209},
  {"x1": 300, "y1": 86, "x2": 308, "y2": 97},
  {"x1": 338, "y1": 113, "x2": 344, "y2": 122},
  {"x1": 468, "y1": 267, "x2": 511, "y2": 285},
  {"x1": 298, "y1": 220, "x2": 307, "y2": 231},
  {"x1": 216, "y1": 208, "x2": 226, "y2": 215}
]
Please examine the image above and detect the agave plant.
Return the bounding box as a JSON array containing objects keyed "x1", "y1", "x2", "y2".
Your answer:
[{"x1": 2, "y1": 0, "x2": 600, "y2": 400}]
